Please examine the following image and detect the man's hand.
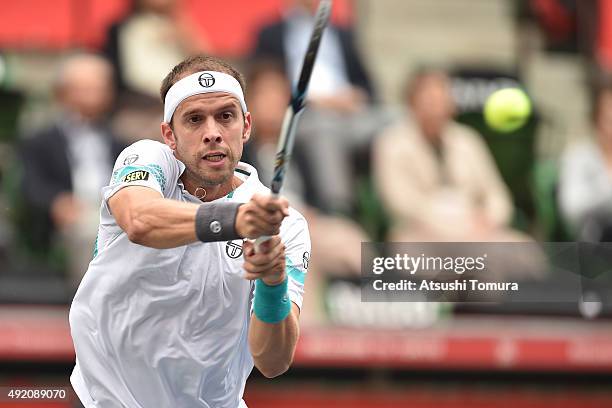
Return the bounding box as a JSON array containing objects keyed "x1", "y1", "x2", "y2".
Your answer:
[
  {"x1": 51, "y1": 192, "x2": 83, "y2": 230},
  {"x1": 242, "y1": 236, "x2": 286, "y2": 286},
  {"x1": 235, "y1": 194, "x2": 289, "y2": 239},
  {"x1": 311, "y1": 86, "x2": 368, "y2": 114}
]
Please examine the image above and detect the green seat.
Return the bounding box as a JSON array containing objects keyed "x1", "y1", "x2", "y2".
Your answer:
[
  {"x1": 456, "y1": 111, "x2": 537, "y2": 232},
  {"x1": 0, "y1": 89, "x2": 24, "y2": 144},
  {"x1": 2, "y1": 155, "x2": 68, "y2": 272},
  {"x1": 355, "y1": 175, "x2": 390, "y2": 242},
  {"x1": 532, "y1": 159, "x2": 574, "y2": 241}
]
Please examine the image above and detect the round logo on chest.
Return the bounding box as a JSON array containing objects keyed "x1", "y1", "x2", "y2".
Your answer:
[{"x1": 225, "y1": 240, "x2": 244, "y2": 259}]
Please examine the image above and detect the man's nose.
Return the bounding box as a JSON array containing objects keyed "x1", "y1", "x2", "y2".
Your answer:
[{"x1": 202, "y1": 117, "x2": 223, "y2": 144}]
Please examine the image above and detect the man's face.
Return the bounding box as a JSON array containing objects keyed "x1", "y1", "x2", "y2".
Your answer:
[
  {"x1": 59, "y1": 59, "x2": 113, "y2": 121},
  {"x1": 249, "y1": 71, "x2": 289, "y2": 143},
  {"x1": 163, "y1": 92, "x2": 251, "y2": 186},
  {"x1": 410, "y1": 74, "x2": 455, "y2": 141},
  {"x1": 597, "y1": 91, "x2": 612, "y2": 143}
]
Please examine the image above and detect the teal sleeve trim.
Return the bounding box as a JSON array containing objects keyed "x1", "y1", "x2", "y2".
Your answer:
[
  {"x1": 286, "y1": 257, "x2": 306, "y2": 285},
  {"x1": 92, "y1": 234, "x2": 99, "y2": 258},
  {"x1": 111, "y1": 164, "x2": 167, "y2": 191}
]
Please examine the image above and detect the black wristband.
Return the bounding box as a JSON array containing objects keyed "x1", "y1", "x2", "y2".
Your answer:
[{"x1": 195, "y1": 202, "x2": 242, "y2": 242}]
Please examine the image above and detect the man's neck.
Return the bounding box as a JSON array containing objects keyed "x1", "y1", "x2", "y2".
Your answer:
[
  {"x1": 599, "y1": 133, "x2": 612, "y2": 156},
  {"x1": 181, "y1": 174, "x2": 242, "y2": 202}
]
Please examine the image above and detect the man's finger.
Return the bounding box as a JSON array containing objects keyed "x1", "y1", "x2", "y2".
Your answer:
[
  {"x1": 253, "y1": 194, "x2": 290, "y2": 212},
  {"x1": 245, "y1": 205, "x2": 284, "y2": 227},
  {"x1": 243, "y1": 248, "x2": 284, "y2": 273},
  {"x1": 244, "y1": 235, "x2": 280, "y2": 254},
  {"x1": 243, "y1": 262, "x2": 268, "y2": 274},
  {"x1": 243, "y1": 270, "x2": 262, "y2": 281},
  {"x1": 261, "y1": 208, "x2": 286, "y2": 225},
  {"x1": 242, "y1": 216, "x2": 280, "y2": 238},
  {"x1": 242, "y1": 240, "x2": 255, "y2": 257},
  {"x1": 247, "y1": 247, "x2": 284, "y2": 268},
  {"x1": 261, "y1": 199, "x2": 289, "y2": 213}
]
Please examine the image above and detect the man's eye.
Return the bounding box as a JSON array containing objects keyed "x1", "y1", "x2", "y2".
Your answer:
[
  {"x1": 188, "y1": 116, "x2": 201, "y2": 123},
  {"x1": 220, "y1": 112, "x2": 234, "y2": 121}
]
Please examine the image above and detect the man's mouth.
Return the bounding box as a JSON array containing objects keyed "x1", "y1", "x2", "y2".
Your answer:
[{"x1": 203, "y1": 152, "x2": 227, "y2": 162}]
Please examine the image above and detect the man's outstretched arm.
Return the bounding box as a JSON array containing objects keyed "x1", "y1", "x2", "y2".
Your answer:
[
  {"x1": 249, "y1": 302, "x2": 300, "y2": 378},
  {"x1": 109, "y1": 187, "x2": 288, "y2": 249},
  {"x1": 243, "y1": 237, "x2": 300, "y2": 378}
]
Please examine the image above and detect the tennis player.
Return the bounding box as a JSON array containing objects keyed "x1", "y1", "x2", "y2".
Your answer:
[{"x1": 69, "y1": 55, "x2": 311, "y2": 408}]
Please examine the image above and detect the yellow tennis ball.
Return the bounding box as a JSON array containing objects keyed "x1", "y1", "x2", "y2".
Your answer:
[{"x1": 484, "y1": 88, "x2": 532, "y2": 133}]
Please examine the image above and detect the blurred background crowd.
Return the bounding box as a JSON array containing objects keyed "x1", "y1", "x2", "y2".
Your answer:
[
  {"x1": 1, "y1": 0, "x2": 612, "y2": 406},
  {"x1": 1, "y1": 0, "x2": 611, "y2": 316}
]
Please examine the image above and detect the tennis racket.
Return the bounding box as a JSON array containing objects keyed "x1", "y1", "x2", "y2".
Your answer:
[{"x1": 255, "y1": 0, "x2": 333, "y2": 250}]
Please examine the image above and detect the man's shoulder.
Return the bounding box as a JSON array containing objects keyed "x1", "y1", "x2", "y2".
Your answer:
[
  {"x1": 235, "y1": 162, "x2": 268, "y2": 194},
  {"x1": 283, "y1": 206, "x2": 308, "y2": 237},
  {"x1": 288, "y1": 206, "x2": 307, "y2": 223},
  {"x1": 126, "y1": 139, "x2": 169, "y2": 152},
  {"x1": 232, "y1": 162, "x2": 308, "y2": 232},
  {"x1": 111, "y1": 140, "x2": 179, "y2": 188},
  {"x1": 117, "y1": 139, "x2": 174, "y2": 163}
]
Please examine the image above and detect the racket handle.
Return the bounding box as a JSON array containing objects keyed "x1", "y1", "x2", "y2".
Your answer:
[
  {"x1": 253, "y1": 192, "x2": 280, "y2": 253},
  {"x1": 254, "y1": 235, "x2": 271, "y2": 253}
]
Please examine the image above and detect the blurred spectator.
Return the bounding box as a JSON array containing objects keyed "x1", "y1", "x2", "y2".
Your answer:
[
  {"x1": 252, "y1": 0, "x2": 390, "y2": 214},
  {"x1": 558, "y1": 82, "x2": 612, "y2": 241},
  {"x1": 373, "y1": 69, "x2": 515, "y2": 242},
  {"x1": 111, "y1": 91, "x2": 163, "y2": 145},
  {"x1": 242, "y1": 61, "x2": 369, "y2": 325},
  {"x1": 18, "y1": 53, "x2": 126, "y2": 287},
  {"x1": 242, "y1": 62, "x2": 307, "y2": 205},
  {"x1": 253, "y1": 0, "x2": 374, "y2": 111},
  {"x1": 104, "y1": 0, "x2": 209, "y2": 98}
]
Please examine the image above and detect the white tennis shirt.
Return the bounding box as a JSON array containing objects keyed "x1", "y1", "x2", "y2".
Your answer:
[{"x1": 69, "y1": 139, "x2": 310, "y2": 408}]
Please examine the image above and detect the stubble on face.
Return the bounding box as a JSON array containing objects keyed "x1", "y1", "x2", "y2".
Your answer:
[
  {"x1": 180, "y1": 143, "x2": 239, "y2": 187},
  {"x1": 170, "y1": 93, "x2": 247, "y2": 190}
]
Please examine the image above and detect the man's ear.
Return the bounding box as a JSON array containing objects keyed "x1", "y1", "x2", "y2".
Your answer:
[
  {"x1": 161, "y1": 122, "x2": 177, "y2": 150},
  {"x1": 242, "y1": 112, "x2": 252, "y2": 143}
]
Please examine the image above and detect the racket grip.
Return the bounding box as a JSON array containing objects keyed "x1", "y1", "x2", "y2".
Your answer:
[
  {"x1": 254, "y1": 235, "x2": 271, "y2": 253},
  {"x1": 253, "y1": 191, "x2": 281, "y2": 253}
]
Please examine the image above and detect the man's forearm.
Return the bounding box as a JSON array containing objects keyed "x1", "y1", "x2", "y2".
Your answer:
[
  {"x1": 110, "y1": 186, "x2": 243, "y2": 249},
  {"x1": 126, "y1": 197, "x2": 200, "y2": 248},
  {"x1": 248, "y1": 304, "x2": 300, "y2": 378}
]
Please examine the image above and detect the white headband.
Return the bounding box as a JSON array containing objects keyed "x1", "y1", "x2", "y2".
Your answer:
[{"x1": 163, "y1": 71, "x2": 247, "y2": 123}]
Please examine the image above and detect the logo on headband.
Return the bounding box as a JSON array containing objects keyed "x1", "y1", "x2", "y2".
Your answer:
[{"x1": 198, "y1": 73, "x2": 215, "y2": 88}]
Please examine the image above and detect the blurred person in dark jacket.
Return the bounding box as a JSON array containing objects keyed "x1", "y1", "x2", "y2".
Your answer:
[
  {"x1": 19, "y1": 53, "x2": 125, "y2": 287},
  {"x1": 559, "y1": 82, "x2": 612, "y2": 241},
  {"x1": 253, "y1": 0, "x2": 374, "y2": 112},
  {"x1": 252, "y1": 0, "x2": 391, "y2": 214}
]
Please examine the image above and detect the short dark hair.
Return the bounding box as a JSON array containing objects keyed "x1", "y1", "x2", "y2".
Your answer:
[
  {"x1": 590, "y1": 76, "x2": 612, "y2": 125},
  {"x1": 160, "y1": 55, "x2": 246, "y2": 103},
  {"x1": 245, "y1": 58, "x2": 287, "y2": 99},
  {"x1": 404, "y1": 66, "x2": 450, "y2": 104}
]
